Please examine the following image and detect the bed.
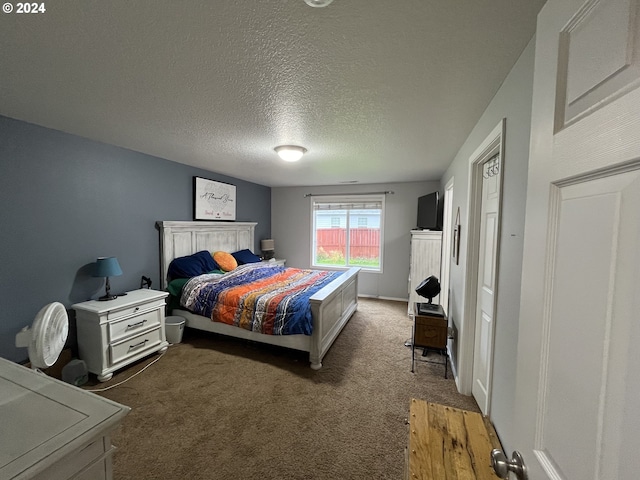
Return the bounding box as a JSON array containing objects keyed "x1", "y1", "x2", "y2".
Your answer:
[{"x1": 157, "y1": 221, "x2": 359, "y2": 369}]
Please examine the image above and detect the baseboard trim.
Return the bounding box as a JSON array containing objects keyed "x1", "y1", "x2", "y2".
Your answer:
[
  {"x1": 358, "y1": 294, "x2": 408, "y2": 303},
  {"x1": 448, "y1": 349, "x2": 462, "y2": 393}
]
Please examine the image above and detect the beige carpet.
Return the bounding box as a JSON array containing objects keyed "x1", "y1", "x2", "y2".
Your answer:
[{"x1": 93, "y1": 298, "x2": 479, "y2": 479}]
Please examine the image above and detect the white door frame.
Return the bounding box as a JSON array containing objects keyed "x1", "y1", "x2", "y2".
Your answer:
[
  {"x1": 457, "y1": 118, "x2": 506, "y2": 397},
  {"x1": 440, "y1": 178, "x2": 454, "y2": 317}
]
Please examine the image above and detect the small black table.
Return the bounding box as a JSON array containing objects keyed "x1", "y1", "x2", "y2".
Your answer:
[{"x1": 411, "y1": 302, "x2": 448, "y2": 378}]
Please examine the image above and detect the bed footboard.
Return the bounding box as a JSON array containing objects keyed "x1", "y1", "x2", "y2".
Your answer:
[{"x1": 308, "y1": 267, "x2": 360, "y2": 369}]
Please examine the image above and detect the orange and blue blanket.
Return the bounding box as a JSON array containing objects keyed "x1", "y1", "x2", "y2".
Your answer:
[{"x1": 181, "y1": 264, "x2": 341, "y2": 335}]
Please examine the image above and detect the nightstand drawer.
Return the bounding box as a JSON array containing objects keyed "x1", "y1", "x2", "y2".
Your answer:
[
  {"x1": 415, "y1": 315, "x2": 447, "y2": 328},
  {"x1": 108, "y1": 309, "x2": 162, "y2": 342},
  {"x1": 414, "y1": 325, "x2": 447, "y2": 348},
  {"x1": 414, "y1": 316, "x2": 447, "y2": 349},
  {"x1": 110, "y1": 328, "x2": 162, "y2": 365},
  {"x1": 107, "y1": 299, "x2": 165, "y2": 321}
]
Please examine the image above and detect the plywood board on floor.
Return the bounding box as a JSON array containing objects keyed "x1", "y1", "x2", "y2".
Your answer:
[{"x1": 407, "y1": 398, "x2": 501, "y2": 479}]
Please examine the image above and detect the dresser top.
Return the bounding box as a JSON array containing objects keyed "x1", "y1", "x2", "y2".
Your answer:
[
  {"x1": 72, "y1": 288, "x2": 168, "y2": 313},
  {"x1": 410, "y1": 229, "x2": 443, "y2": 238},
  {"x1": 0, "y1": 357, "x2": 130, "y2": 479}
]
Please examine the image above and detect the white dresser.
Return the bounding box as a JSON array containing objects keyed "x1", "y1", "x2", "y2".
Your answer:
[
  {"x1": 0, "y1": 357, "x2": 129, "y2": 480},
  {"x1": 408, "y1": 230, "x2": 442, "y2": 314},
  {"x1": 74, "y1": 289, "x2": 169, "y2": 382}
]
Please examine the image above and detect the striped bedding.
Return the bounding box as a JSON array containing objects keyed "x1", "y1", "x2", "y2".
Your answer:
[{"x1": 180, "y1": 264, "x2": 342, "y2": 335}]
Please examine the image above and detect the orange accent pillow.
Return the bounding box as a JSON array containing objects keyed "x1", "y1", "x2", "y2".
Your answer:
[{"x1": 212, "y1": 251, "x2": 238, "y2": 272}]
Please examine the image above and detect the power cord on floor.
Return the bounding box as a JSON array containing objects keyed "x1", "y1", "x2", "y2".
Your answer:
[{"x1": 85, "y1": 347, "x2": 169, "y2": 392}]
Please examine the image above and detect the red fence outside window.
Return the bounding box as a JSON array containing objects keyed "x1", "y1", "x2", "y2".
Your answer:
[{"x1": 315, "y1": 228, "x2": 380, "y2": 265}]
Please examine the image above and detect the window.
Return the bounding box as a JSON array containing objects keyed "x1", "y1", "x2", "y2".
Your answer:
[{"x1": 311, "y1": 195, "x2": 384, "y2": 271}]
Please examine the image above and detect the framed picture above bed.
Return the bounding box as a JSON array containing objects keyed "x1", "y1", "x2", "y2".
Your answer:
[{"x1": 193, "y1": 176, "x2": 236, "y2": 221}]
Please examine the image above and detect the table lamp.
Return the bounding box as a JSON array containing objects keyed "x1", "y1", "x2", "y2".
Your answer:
[
  {"x1": 415, "y1": 275, "x2": 440, "y2": 304},
  {"x1": 261, "y1": 239, "x2": 275, "y2": 260},
  {"x1": 415, "y1": 275, "x2": 444, "y2": 316},
  {"x1": 94, "y1": 257, "x2": 122, "y2": 301}
]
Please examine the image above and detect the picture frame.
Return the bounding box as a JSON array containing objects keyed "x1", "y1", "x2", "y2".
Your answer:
[
  {"x1": 453, "y1": 207, "x2": 461, "y2": 265},
  {"x1": 193, "y1": 176, "x2": 236, "y2": 221}
]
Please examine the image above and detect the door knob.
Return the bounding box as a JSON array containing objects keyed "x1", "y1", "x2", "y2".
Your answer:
[{"x1": 491, "y1": 449, "x2": 528, "y2": 480}]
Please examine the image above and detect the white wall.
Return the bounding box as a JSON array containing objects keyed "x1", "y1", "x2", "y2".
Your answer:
[
  {"x1": 441, "y1": 37, "x2": 535, "y2": 450},
  {"x1": 272, "y1": 181, "x2": 440, "y2": 300}
]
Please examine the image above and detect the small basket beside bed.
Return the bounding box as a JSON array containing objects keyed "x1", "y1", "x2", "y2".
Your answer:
[{"x1": 157, "y1": 221, "x2": 359, "y2": 369}]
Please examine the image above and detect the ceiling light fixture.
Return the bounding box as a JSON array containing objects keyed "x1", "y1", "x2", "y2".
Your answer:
[
  {"x1": 303, "y1": 0, "x2": 334, "y2": 7},
  {"x1": 274, "y1": 145, "x2": 307, "y2": 162}
]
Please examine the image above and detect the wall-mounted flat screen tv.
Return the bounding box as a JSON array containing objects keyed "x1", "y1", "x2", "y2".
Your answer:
[{"x1": 416, "y1": 191, "x2": 442, "y2": 230}]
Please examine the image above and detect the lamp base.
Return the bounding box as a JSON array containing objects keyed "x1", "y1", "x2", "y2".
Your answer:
[
  {"x1": 262, "y1": 250, "x2": 275, "y2": 260},
  {"x1": 98, "y1": 294, "x2": 118, "y2": 301},
  {"x1": 98, "y1": 276, "x2": 121, "y2": 301},
  {"x1": 417, "y1": 303, "x2": 445, "y2": 317}
]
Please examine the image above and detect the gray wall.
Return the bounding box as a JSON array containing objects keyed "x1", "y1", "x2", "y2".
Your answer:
[
  {"x1": 0, "y1": 116, "x2": 271, "y2": 362},
  {"x1": 272, "y1": 181, "x2": 440, "y2": 300},
  {"x1": 441, "y1": 37, "x2": 535, "y2": 451}
]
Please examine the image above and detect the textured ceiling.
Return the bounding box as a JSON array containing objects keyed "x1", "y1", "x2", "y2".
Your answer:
[{"x1": 0, "y1": 0, "x2": 546, "y2": 187}]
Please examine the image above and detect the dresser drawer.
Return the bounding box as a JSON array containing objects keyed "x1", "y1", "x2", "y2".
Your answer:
[
  {"x1": 108, "y1": 309, "x2": 162, "y2": 342},
  {"x1": 110, "y1": 328, "x2": 163, "y2": 365},
  {"x1": 107, "y1": 298, "x2": 165, "y2": 321},
  {"x1": 75, "y1": 456, "x2": 111, "y2": 480},
  {"x1": 32, "y1": 436, "x2": 108, "y2": 480}
]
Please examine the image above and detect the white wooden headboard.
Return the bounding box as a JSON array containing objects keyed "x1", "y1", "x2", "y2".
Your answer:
[{"x1": 156, "y1": 221, "x2": 256, "y2": 289}]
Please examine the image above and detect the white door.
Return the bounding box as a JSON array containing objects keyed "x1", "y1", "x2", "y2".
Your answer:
[
  {"x1": 472, "y1": 154, "x2": 501, "y2": 415},
  {"x1": 509, "y1": 0, "x2": 640, "y2": 478}
]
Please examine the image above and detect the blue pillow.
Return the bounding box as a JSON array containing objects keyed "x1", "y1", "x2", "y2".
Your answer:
[
  {"x1": 168, "y1": 251, "x2": 218, "y2": 279},
  {"x1": 231, "y1": 249, "x2": 262, "y2": 265}
]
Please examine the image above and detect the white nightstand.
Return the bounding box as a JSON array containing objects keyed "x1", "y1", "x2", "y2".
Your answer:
[
  {"x1": 73, "y1": 289, "x2": 169, "y2": 382},
  {"x1": 261, "y1": 259, "x2": 286, "y2": 266}
]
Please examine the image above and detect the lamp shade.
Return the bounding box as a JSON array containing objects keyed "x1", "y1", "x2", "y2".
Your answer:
[
  {"x1": 261, "y1": 239, "x2": 275, "y2": 251},
  {"x1": 94, "y1": 257, "x2": 123, "y2": 278}
]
